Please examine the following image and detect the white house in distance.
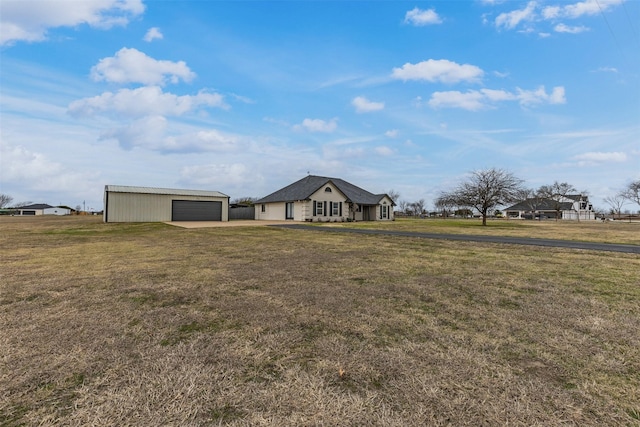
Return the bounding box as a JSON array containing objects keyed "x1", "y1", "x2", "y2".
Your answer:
[
  {"x1": 13, "y1": 204, "x2": 71, "y2": 216},
  {"x1": 504, "y1": 194, "x2": 596, "y2": 220},
  {"x1": 255, "y1": 175, "x2": 395, "y2": 222}
]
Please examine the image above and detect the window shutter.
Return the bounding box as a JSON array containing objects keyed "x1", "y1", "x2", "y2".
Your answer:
[
  {"x1": 313, "y1": 201, "x2": 316, "y2": 216},
  {"x1": 329, "y1": 202, "x2": 333, "y2": 216},
  {"x1": 323, "y1": 201, "x2": 327, "y2": 216},
  {"x1": 339, "y1": 202, "x2": 342, "y2": 216}
]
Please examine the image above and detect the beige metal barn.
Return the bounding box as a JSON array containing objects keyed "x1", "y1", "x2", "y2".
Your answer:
[{"x1": 104, "y1": 185, "x2": 229, "y2": 223}]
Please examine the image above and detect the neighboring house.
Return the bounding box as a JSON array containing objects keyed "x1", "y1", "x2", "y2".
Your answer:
[
  {"x1": 255, "y1": 175, "x2": 395, "y2": 222},
  {"x1": 13, "y1": 204, "x2": 71, "y2": 216},
  {"x1": 504, "y1": 194, "x2": 595, "y2": 220}
]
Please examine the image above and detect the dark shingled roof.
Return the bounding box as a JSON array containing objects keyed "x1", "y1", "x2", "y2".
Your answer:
[
  {"x1": 17, "y1": 204, "x2": 54, "y2": 210},
  {"x1": 505, "y1": 198, "x2": 573, "y2": 211},
  {"x1": 256, "y1": 175, "x2": 393, "y2": 206}
]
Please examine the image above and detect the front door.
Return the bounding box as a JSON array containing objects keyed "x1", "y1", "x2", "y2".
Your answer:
[
  {"x1": 363, "y1": 206, "x2": 371, "y2": 221},
  {"x1": 285, "y1": 202, "x2": 294, "y2": 220}
]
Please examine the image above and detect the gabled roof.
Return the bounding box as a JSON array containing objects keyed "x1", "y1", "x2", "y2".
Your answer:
[
  {"x1": 256, "y1": 175, "x2": 394, "y2": 205},
  {"x1": 105, "y1": 185, "x2": 229, "y2": 198},
  {"x1": 505, "y1": 198, "x2": 573, "y2": 211},
  {"x1": 18, "y1": 204, "x2": 54, "y2": 210}
]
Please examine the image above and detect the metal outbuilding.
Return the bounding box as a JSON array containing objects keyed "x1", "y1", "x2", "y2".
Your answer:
[{"x1": 104, "y1": 185, "x2": 229, "y2": 223}]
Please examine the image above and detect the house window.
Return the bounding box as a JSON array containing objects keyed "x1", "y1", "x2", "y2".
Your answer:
[
  {"x1": 381, "y1": 204, "x2": 388, "y2": 219},
  {"x1": 316, "y1": 201, "x2": 324, "y2": 216},
  {"x1": 325, "y1": 187, "x2": 332, "y2": 193},
  {"x1": 286, "y1": 202, "x2": 294, "y2": 219},
  {"x1": 332, "y1": 202, "x2": 339, "y2": 216},
  {"x1": 261, "y1": 204, "x2": 266, "y2": 213}
]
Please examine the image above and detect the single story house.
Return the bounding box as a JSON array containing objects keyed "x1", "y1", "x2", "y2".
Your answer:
[
  {"x1": 104, "y1": 185, "x2": 229, "y2": 223},
  {"x1": 13, "y1": 204, "x2": 71, "y2": 216},
  {"x1": 255, "y1": 175, "x2": 395, "y2": 222},
  {"x1": 504, "y1": 194, "x2": 596, "y2": 220}
]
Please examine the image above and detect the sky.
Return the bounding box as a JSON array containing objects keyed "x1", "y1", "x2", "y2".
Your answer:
[{"x1": 1, "y1": 0, "x2": 639, "y2": 212}]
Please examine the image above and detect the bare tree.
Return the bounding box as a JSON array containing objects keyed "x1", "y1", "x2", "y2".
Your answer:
[
  {"x1": 397, "y1": 200, "x2": 409, "y2": 215},
  {"x1": 434, "y1": 193, "x2": 456, "y2": 218},
  {"x1": 538, "y1": 181, "x2": 576, "y2": 221},
  {"x1": 387, "y1": 189, "x2": 400, "y2": 203},
  {"x1": 603, "y1": 194, "x2": 626, "y2": 220},
  {"x1": 621, "y1": 180, "x2": 640, "y2": 208},
  {"x1": 0, "y1": 194, "x2": 13, "y2": 208},
  {"x1": 412, "y1": 199, "x2": 426, "y2": 217},
  {"x1": 440, "y1": 168, "x2": 524, "y2": 226}
]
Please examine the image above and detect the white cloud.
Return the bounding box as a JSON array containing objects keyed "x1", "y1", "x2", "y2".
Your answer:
[
  {"x1": 594, "y1": 67, "x2": 618, "y2": 73},
  {"x1": 561, "y1": 0, "x2": 624, "y2": 19},
  {"x1": 90, "y1": 48, "x2": 196, "y2": 86},
  {"x1": 391, "y1": 59, "x2": 484, "y2": 84},
  {"x1": 517, "y1": 85, "x2": 566, "y2": 106},
  {"x1": 375, "y1": 146, "x2": 394, "y2": 156},
  {"x1": 294, "y1": 118, "x2": 338, "y2": 133},
  {"x1": 385, "y1": 129, "x2": 399, "y2": 138},
  {"x1": 499, "y1": 0, "x2": 624, "y2": 32},
  {"x1": 352, "y1": 96, "x2": 384, "y2": 113},
  {"x1": 495, "y1": 1, "x2": 537, "y2": 30},
  {"x1": 99, "y1": 115, "x2": 168, "y2": 150},
  {"x1": 68, "y1": 86, "x2": 226, "y2": 118},
  {"x1": 404, "y1": 7, "x2": 442, "y2": 26},
  {"x1": 98, "y1": 116, "x2": 241, "y2": 153},
  {"x1": 481, "y1": 89, "x2": 517, "y2": 102},
  {"x1": 429, "y1": 91, "x2": 487, "y2": 111},
  {"x1": 180, "y1": 163, "x2": 252, "y2": 188},
  {"x1": 554, "y1": 23, "x2": 589, "y2": 33},
  {"x1": 143, "y1": 27, "x2": 163, "y2": 42},
  {"x1": 163, "y1": 130, "x2": 241, "y2": 153},
  {"x1": 0, "y1": 0, "x2": 145, "y2": 46},
  {"x1": 428, "y1": 86, "x2": 566, "y2": 110},
  {"x1": 0, "y1": 140, "x2": 99, "y2": 196},
  {"x1": 573, "y1": 151, "x2": 627, "y2": 162},
  {"x1": 542, "y1": 5, "x2": 561, "y2": 19}
]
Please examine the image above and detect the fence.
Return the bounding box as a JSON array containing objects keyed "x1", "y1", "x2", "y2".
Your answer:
[{"x1": 228, "y1": 206, "x2": 255, "y2": 220}]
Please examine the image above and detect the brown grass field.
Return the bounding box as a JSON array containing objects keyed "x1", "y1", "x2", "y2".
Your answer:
[{"x1": 1, "y1": 216, "x2": 639, "y2": 426}]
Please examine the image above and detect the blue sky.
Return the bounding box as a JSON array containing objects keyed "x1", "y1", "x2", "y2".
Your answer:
[{"x1": 1, "y1": 0, "x2": 638, "y2": 212}]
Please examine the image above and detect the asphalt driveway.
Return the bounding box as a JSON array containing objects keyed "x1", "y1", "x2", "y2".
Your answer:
[{"x1": 272, "y1": 224, "x2": 640, "y2": 254}]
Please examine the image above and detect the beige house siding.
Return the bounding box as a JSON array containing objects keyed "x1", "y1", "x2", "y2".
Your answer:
[
  {"x1": 307, "y1": 183, "x2": 349, "y2": 222},
  {"x1": 104, "y1": 187, "x2": 229, "y2": 223},
  {"x1": 254, "y1": 176, "x2": 394, "y2": 222},
  {"x1": 255, "y1": 186, "x2": 394, "y2": 222},
  {"x1": 378, "y1": 196, "x2": 394, "y2": 221},
  {"x1": 255, "y1": 201, "x2": 287, "y2": 221}
]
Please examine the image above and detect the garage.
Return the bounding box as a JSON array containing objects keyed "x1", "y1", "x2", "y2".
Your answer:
[
  {"x1": 104, "y1": 185, "x2": 229, "y2": 223},
  {"x1": 172, "y1": 200, "x2": 222, "y2": 221}
]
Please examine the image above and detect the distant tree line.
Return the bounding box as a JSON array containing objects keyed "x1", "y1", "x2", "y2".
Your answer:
[
  {"x1": 2, "y1": 178, "x2": 638, "y2": 222},
  {"x1": 392, "y1": 171, "x2": 640, "y2": 226}
]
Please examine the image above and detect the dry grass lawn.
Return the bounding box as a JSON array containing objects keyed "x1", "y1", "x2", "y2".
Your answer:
[
  {"x1": 333, "y1": 217, "x2": 640, "y2": 245},
  {"x1": 1, "y1": 216, "x2": 639, "y2": 426}
]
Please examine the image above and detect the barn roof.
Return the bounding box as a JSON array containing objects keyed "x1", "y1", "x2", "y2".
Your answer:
[{"x1": 105, "y1": 185, "x2": 229, "y2": 198}]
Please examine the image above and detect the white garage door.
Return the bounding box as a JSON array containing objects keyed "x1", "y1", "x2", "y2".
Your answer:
[{"x1": 171, "y1": 200, "x2": 222, "y2": 221}]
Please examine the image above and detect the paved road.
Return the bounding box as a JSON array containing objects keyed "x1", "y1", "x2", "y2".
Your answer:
[{"x1": 273, "y1": 224, "x2": 640, "y2": 254}]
